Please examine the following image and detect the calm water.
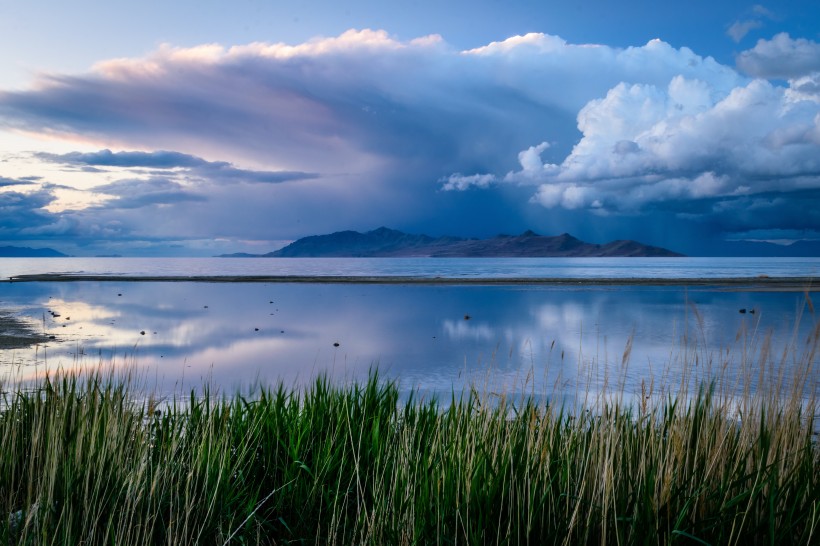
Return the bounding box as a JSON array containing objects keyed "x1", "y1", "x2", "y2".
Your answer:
[
  {"x1": 1, "y1": 270, "x2": 817, "y2": 401},
  {"x1": 2, "y1": 256, "x2": 820, "y2": 279}
]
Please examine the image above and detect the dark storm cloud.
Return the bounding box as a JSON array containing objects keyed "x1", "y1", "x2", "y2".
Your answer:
[
  {"x1": 37, "y1": 149, "x2": 318, "y2": 185},
  {"x1": 0, "y1": 176, "x2": 39, "y2": 187},
  {"x1": 0, "y1": 188, "x2": 54, "y2": 216},
  {"x1": 0, "y1": 31, "x2": 743, "y2": 178},
  {"x1": 195, "y1": 163, "x2": 319, "y2": 184},
  {"x1": 0, "y1": 29, "x2": 818, "y2": 253},
  {"x1": 90, "y1": 177, "x2": 208, "y2": 209},
  {"x1": 0, "y1": 187, "x2": 131, "y2": 244},
  {"x1": 707, "y1": 189, "x2": 820, "y2": 233},
  {"x1": 37, "y1": 149, "x2": 208, "y2": 168},
  {"x1": 0, "y1": 188, "x2": 68, "y2": 238}
]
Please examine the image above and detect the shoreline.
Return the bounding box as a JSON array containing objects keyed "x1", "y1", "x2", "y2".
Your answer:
[
  {"x1": 0, "y1": 312, "x2": 51, "y2": 349},
  {"x1": 6, "y1": 273, "x2": 818, "y2": 291}
]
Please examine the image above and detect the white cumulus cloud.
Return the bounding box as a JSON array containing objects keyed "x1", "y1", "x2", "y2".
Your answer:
[
  {"x1": 504, "y1": 73, "x2": 820, "y2": 213},
  {"x1": 440, "y1": 173, "x2": 496, "y2": 191},
  {"x1": 736, "y1": 33, "x2": 820, "y2": 79}
]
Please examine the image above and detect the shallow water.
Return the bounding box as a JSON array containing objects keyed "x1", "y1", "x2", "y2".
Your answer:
[
  {"x1": 3, "y1": 256, "x2": 820, "y2": 279},
  {"x1": 1, "y1": 280, "x2": 816, "y2": 401}
]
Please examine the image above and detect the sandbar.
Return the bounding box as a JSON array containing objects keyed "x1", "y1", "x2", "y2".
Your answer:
[{"x1": 6, "y1": 274, "x2": 818, "y2": 291}]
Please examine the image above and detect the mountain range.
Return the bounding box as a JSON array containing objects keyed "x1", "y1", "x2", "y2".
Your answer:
[
  {"x1": 0, "y1": 246, "x2": 68, "y2": 258},
  {"x1": 2, "y1": 231, "x2": 818, "y2": 258},
  {"x1": 221, "y1": 227, "x2": 684, "y2": 258}
]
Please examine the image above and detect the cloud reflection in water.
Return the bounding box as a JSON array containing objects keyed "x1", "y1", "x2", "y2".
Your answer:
[{"x1": 0, "y1": 282, "x2": 813, "y2": 401}]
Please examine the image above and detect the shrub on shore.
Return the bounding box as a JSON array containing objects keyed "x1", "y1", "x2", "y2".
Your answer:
[{"x1": 0, "y1": 355, "x2": 818, "y2": 545}]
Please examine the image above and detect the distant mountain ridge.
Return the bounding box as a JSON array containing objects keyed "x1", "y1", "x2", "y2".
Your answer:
[
  {"x1": 0, "y1": 246, "x2": 67, "y2": 258},
  {"x1": 695, "y1": 239, "x2": 820, "y2": 257},
  {"x1": 221, "y1": 227, "x2": 684, "y2": 258}
]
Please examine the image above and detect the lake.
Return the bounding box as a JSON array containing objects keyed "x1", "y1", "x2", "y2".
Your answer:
[
  {"x1": 3, "y1": 256, "x2": 820, "y2": 279},
  {"x1": 1, "y1": 257, "x2": 818, "y2": 402}
]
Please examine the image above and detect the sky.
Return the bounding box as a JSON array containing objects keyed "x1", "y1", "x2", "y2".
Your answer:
[{"x1": 0, "y1": 0, "x2": 819, "y2": 257}]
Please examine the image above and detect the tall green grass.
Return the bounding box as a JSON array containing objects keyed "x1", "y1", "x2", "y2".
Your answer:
[{"x1": 1, "y1": 336, "x2": 818, "y2": 544}]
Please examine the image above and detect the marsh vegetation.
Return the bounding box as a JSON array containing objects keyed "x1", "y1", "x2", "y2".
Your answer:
[{"x1": 1, "y1": 341, "x2": 818, "y2": 546}]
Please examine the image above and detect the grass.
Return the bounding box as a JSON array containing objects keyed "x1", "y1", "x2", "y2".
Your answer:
[{"x1": 0, "y1": 327, "x2": 818, "y2": 544}]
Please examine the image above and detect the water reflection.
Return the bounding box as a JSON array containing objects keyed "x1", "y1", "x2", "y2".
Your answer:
[{"x1": 1, "y1": 282, "x2": 816, "y2": 400}]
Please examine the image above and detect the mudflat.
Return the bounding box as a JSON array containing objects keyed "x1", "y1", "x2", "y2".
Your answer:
[
  {"x1": 7, "y1": 273, "x2": 819, "y2": 291},
  {"x1": 0, "y1": 311, "x2": 49, "y2": 349}
]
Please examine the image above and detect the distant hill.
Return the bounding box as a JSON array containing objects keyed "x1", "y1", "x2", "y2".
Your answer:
[
  {"x1": 698, "y1": 239, "x2": 820, "y2": 257},
  {"x1": 0, "y1": 246, "x2": 67, "y2": 258},
  {"x1": 220, "y1": 227, "x2": 684, "y2": 258}
]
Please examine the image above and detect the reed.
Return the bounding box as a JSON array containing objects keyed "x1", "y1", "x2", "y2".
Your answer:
[{"x1": 0, "y1": 329, "x2": 818, "y2": 545}]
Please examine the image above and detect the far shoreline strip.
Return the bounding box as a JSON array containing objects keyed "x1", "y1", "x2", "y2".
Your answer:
[{"x1": 6, "y1": 274, "x2": 817, "y2": 291}]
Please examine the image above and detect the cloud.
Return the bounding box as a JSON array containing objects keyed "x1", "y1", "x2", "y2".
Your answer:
[
  {"x1": 727, "y1": 20, "x2": 762, "y2": 43},
  {"x1": 37, "y1": 149, "x2": 317, "y2": 185},
  {"x1": 440, "y1": 173, "x2": 496, "y2": 191},
  {"x1": 0, "y1": 188, "x2": 63, "y2": 237},
  {"x1": 90, "y1": 177, "x2": 207, "y2": 209},
  {"x1": 508, "y1": 142, "x2": 559, "y2": 182},
  {"x1": 0, "y1": 30, "x2": 743, "y2": 180},
  {"x1": 38, "y1": 149, "x2": 207, "y2": 168},
  {"x1": 0, "y1": 186, "x2": 138, "y2": 243},
  {"x1": 197, "y1": 164, "x2": 317, "y2": 184},
  {"x1": 736, "y1": 33, "x2": 820, "y2": 79},
  {"x1": 726, "y1": 4, "x2": 777, "y2": 43},
  {"x1": 0, "y1": 188, "x2": 54, "y2": 214},
  {"x1": 502, "y1": 75, "x2": 820, "y2": 216},
  {"x1": 0, "y1": 175, "x2": 39, "y2": 187},
  {"x1": 786, "y1": 73, "x2": 820, "y2": 103},
  {"x1": 703, "y1": 190, "x2": 820, "y2": 237},
  {"x1": 752, "y1": 4, "x2": 775, "y2": 18},
  {"x1": 0, "y1": 29, "x2": 818, "y2": 254}
]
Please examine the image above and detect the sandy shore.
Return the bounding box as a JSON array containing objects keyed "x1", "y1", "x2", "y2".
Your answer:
[{"x1": 6, "y1": 273, "x2": 818, "y2": 291}]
